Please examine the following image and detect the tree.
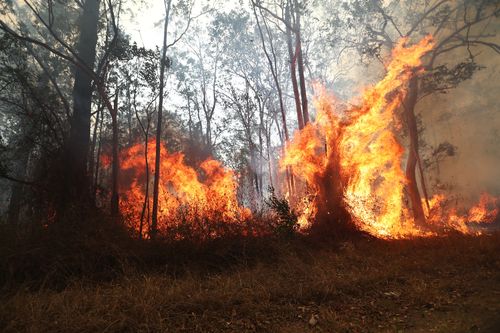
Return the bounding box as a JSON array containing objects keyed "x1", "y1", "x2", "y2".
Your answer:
[
  {"x1": 252, "y1": 0, "x2": 311, "y2": 128},
  {"x1": 67, "y1": 0, "x2": 101, "y2": 206},
  {"x1": 0, "y1": 0, "x2": 124, "y2": 218},
  {"x1": 151, "y1": 0, "x2": 172, "y2": 239},
  {"x1": 322, "y1": 0, "x2": 500, "y2": 225},
  {"x1": 151, "y1": 0, "x2": 199, "y2": 238}
]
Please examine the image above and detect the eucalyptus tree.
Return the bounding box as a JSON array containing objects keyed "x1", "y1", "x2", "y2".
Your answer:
[
  {"x1": 0, "y1": 0, "x2": 127, "y2": 219},
  {"x1": 251, "y1": 0, "x2": 311, "y2": 129},
  {"x1": 0, "y1": 3, "x2": 81, "y2": 224},
  {"x1": 151, "y1": 0, "x2": 206, "y2": 238},
  {"x1": 321, "y1": 0, "x2": 500, "y2": 225}
]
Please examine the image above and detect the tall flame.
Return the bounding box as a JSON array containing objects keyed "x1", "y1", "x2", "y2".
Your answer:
[{"x1": 282, "y1": 36, "x2": 499, "y2": 238}]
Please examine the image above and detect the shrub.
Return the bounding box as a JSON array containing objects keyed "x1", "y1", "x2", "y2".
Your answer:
[{"x1": 265, "y1": 186, "x2": 298, "y2": 237}]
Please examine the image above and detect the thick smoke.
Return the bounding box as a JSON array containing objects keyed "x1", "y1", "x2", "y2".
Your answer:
[{"x1": 419, "y1": 45, "x2": 500, "y2": 205}]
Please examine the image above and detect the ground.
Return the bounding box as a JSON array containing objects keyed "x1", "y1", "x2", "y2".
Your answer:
[{"x1": 1, "y1": 234, "x2": 499, "y2": 332}]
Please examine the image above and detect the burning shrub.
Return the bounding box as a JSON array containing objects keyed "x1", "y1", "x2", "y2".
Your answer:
[
  {"x1": 103, "y1": 140, "x2": 252, "y2": 240},
  {"x1": 265, "y1": 186, "x2": 299, "y2": 237}
]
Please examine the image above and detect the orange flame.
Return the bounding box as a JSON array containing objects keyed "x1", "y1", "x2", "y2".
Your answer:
[
  {"x1": 112, "y1": 140, "x2": 251, "y2": 238},
  {"x1": 281, "y1": 36, "x2": 499, "y2": 238}
]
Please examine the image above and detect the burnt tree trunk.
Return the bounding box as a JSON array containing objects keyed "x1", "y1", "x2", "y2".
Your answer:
[
  {"x1": 65, "y1": 0, "x2": 100, "y2": 207},
  {"x1": 404, "y1": 76, "x2": 426, "y2": 226},
  {"x1": 7, "y1": 182, "x2": 23, "y2": 227},
  {"x1": 314, "y1": 154, "x2": 352, "y2": 237}
]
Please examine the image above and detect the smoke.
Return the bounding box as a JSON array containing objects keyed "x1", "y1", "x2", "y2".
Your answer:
[{"x1": 419, "y1": 45, "x2": 500, "y2": 204}]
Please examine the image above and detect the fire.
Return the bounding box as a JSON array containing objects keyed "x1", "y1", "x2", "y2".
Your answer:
[
  {"x1": 339, "y1": 36, "x2": 434, "y2": 237},
  {"x1": 467, "y1": 193, "x2": 499, "y2": 223},
  {"x1": 101, "y1": 36, "x2": 497, "y2": 240},
  {"x1": 281, "y1": 36, "x2": 499, "y2": 238},
  {"x1": 426, "y1": 193, "x2": 499, "y2": 234},
  {"x1": 111, "y1": 140, "x2": 251, "y2": 238}
]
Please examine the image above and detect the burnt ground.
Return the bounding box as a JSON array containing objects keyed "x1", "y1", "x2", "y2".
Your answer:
[{"x1": 1, "y1": 233, "x2": 499, "y2": 332}]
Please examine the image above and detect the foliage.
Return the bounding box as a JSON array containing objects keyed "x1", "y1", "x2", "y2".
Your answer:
[
  {"x1": 265, "y1": 186, "x2": 298, "y2": 237},
  {"x1": 423, "y1": 141, "x2": 458, "y2": 170},
  {"x1": 421, "y1": 62, "x2": 483, "y2": 96}
]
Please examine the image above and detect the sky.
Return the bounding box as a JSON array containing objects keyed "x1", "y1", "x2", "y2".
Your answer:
[
  {"x1": 122, "y1": 0, "x2": 241, "y2": 50},
  {"x1": 123, "y1": 0, "x2": 165, "y2": 49}
]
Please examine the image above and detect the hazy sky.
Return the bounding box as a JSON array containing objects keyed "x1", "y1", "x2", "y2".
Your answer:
[
  {"x1": 123, "y1": 1, "x2": 165, "y2": 49},
  {"x1": 123, "y1": 0, "x2": 241, "y2": 50}
]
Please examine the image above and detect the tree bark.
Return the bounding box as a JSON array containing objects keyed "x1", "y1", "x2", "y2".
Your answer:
[
  {"x1": 293, "y1": 0, "x2": 309, "y2": 125},
  {"x1": 404, "y1": 76, "x2": 426, "y2": 226},
  {"x1": 65, "y1": 0, "x2": 100, "y2": 207},
  {"x1": 110, "y1": 88, "x2": 119, "y2": 217},
  {"x1": 88, "y1": 100, "x2": 103, "y2": 197},
  {"x1": 285, "y1": 0, "x2": 303, "y2": 130}
]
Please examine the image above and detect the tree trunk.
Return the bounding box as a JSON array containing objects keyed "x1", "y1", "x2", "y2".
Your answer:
[
  {"x1": 257, "y1": 94, "x2": 265, "y2": 198},
  {"x1": 253, "y1": 3, "x2": 294, "y2": 195},
  {"x1": 151, "y1": 0, "x2": 172, "y2": 239},
  {"x1": 110, "y1": 89, "x2": 120, "y2": 217},
  {"x1": 293, "y1": 0, "x2": 309, "y2": 125},
  {"x1": 285, "y1": 0, "x2": 303, "y2": 130},
  {"x1": 88, "y1": 100, "x2": 103, "y2": 197},
  {"x1": 404, "y1": 76, "x2": 426, "y2": 226},
  {"x1": 206, "y1": 117, "x2": 212, "y2": 151},
  {"x1": 139, "y1": 124, "x2": 150, "y2": 239},
  {"x1": 266, "y1": 129, "x2": 274, "y2": 190},
  {"x1": 134, "y1": 88, "x2": 151, "y2": 239},
  {"x1": 65, "y1": 0, "x2": 100, "y2": 207},
  {"x1": 93, "y1": 110, "x2": 104, "y2": 202},
  {"x1": 7, "y1": 182, "x2": 23, "y2": 227}
]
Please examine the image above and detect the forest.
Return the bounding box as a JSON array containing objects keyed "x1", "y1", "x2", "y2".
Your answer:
[{"x1": 0, "y1": 0, "x2": 499, "y2": 332}]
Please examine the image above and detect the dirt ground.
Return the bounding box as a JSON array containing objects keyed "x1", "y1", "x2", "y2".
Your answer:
[{"x1": 1, "y1": 234, "x2": 499, "y2": 332}]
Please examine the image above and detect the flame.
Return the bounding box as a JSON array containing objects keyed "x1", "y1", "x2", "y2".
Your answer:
[
  {"x1": 281, "y1": 36, "x2": 499, "y2": 238},
  {"x1": 339, "y1": 36, "x2": 434, "y2": 237},
  {"x1": 111, "y1": 140, "x2": 251, "y2": 238},
  {"x1": 426, "y1": 193, "x2": 499, "y2": 234},
  {"x1": 467, "y1": 193, "x2": 499, "y2": 223}
]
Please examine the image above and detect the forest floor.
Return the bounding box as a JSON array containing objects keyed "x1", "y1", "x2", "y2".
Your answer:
[{"x1": 1, "y1": 233, "x2": 500, "y2": 332}]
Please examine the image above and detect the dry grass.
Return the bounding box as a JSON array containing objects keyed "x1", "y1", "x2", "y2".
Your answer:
[{"x1": 1, "y1": 234, "x2": 499, "y2": 332}]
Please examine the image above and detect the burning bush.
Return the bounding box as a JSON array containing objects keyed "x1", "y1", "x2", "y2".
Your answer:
[
  {"x1": 103, "y1": 140, "x2": 252, "y2": 240},
  {"x1": 265, "y1": 186, "x2": 298, "y2": 237}
]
